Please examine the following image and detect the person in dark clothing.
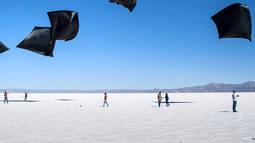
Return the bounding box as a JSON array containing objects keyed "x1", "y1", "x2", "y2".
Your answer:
[
  {"x1": 165, "y1": 93, "x2": 169, "y2": 107},
  {"x1": 103, "y1": 92, "x2": 109, "y2": 107},
  {"x1": 232, "y1": 91, "x2": 239, "y2": 112},
  {"x1": 157, "y1": 92, "x2": 162, "y2": 107},
  {"x1": 4, "y1": 92, "x2": 8, "y2": 104},
  {"x1": 24, "y1": 92, "x2": 28, "y2": 101}
]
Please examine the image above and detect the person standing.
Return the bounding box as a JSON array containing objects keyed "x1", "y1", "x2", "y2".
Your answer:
[
  {"x1": 232, "y1": 91, "x2": 238, "y2": 112},
  {"x1": 24, "y1": 92, "x2": 28, "y2": 101},
  {"x1": 165, "y1": 93, "x2": 169, "y2": 107},
  {"x1": 4, "y1": 91, "x2": 8, "y2": 104},
  {"x1": 103, "y1": 92, "x2": 109, "y2": 107},
  {"x1": 157, "y1": 92, "x2": 162, "y2": 107}
]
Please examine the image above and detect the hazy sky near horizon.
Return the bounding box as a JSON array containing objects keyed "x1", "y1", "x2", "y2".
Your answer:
[{"x1": 0, "y1": 0, "x2": 255, "y2": 90}]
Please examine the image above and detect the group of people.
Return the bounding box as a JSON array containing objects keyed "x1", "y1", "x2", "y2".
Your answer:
[
  {"x1": 157, "y1": 92, "x2": 170, "y2": 107},
  {"x1": 2, "y1": 92, "x2": 28, "y2": 104},
  {"x1": 2, "y1": 91, "x2": 239, "y2": 112},
  {"x1": 156, "y1": 91, "x2": 239, "y2": 112},
  {"x1": 103, "y1": 92, "x2": 170, "y2": 108}
]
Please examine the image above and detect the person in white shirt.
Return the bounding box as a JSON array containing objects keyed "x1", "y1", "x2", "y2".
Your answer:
[{"x1": 232, "y1": 91, "x2": 238, "y2": 112}]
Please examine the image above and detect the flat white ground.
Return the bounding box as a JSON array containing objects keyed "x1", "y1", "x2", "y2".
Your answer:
[{"x1": 0, "y1": 93, "x2": 254, "y2": 143}]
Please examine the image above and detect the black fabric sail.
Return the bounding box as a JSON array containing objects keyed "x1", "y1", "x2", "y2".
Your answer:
[
  {"x1": 0, "y1": 42, "x2": 9, "y2": 53},
  {"x1": 211, "y1": 3, "x2": 252, "y2": 41},
  {"x1": 17, "y1": 27, "x2": 56, "y2": 57},
  {"x1": 48, "y1": 10, "x2": 79, "y2": 41},
  {"x1": 110, "y1": 0, "x2": 137, "y2": 12}
]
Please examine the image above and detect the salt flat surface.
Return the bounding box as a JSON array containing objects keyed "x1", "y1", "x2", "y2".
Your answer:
[{"x1": 0, "y1": 93, "x2": 255, "y2": 143}]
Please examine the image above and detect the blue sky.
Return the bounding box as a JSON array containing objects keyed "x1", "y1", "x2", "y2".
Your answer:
[{"x1": 0, "y1": 0, "x2": 255, "y2": 90}]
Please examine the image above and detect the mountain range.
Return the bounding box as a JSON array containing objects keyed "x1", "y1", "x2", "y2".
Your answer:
[{"x1": 1, "y1": 81, "x2": 255, "y2": 93}]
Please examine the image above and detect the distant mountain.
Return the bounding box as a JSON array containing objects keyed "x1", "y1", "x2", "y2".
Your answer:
[
  {"x1": 165, "y1": 81, "x2": 255, "y2": 93},
  {"x1": 1, "y1": 81, "x2": 255, "y2": 93}
]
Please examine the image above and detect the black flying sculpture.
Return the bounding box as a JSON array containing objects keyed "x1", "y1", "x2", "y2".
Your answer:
[
  {"x1": 211, "y1": 3, "x2": 252, "y2": 41},
  {"x1": 0, "y1": 42, "x2": 9, "y2": 54},
  {"x1": 110, "y1": 0, "x2": 137, "y2": 12},
  {"x1": 48, "y1": 10, "x2": 79, "y2": 41},
  {"x1": 17, "y1": 27, "x2": 56, "y2": 57},
  {"x1": 17, "y1": 10, "x2": 79, "y2": 57}
]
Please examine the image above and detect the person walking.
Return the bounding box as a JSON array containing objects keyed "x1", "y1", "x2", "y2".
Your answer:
[
  {"x1": 103, "y1": 92, "x2": 109, "y2": 107},
  {"x1": 157, "y1": 92, "x2": 162, "y2": 107},
  {"x1": 165, "y1": 93, "x2": 169, "y2": 107},
  {"x1": 24, "y1": 92, "x2": 28, "y2": 101},
  {"x1": 4, "y1": 91, "x2": 8, "y2": 104},
  {"x1": 232, "y1": 91, "x2": 238, "y2": 112}
]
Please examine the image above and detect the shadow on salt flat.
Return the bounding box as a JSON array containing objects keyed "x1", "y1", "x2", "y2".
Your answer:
[
  {"x1": 1, "y1": 100, "x2": 40, "y2": 103},
  {"x1": 154, "y1": 101, "x2": 195, "y2": 104},
  {"x1": 219, "y1": 111, "x2": 231, "y2": 113},
  {"x1": 57, "y1": 99, "x2": 74, "y2": 102}
]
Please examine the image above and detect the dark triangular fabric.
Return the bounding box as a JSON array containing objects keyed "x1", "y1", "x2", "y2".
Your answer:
[
  {"x1": 110, "y1": 0, "x2": 136, "y2": 12},
  {"x1": 211, "y1": 3, "x2": 252, "y2": 41},
  {"x1": 0, "y1": 42, "x2": 9, "y2": 53},
  {"x1": 48, "y1": 10, "x2": 79, "y2": 41},
  {"x1": 17, "y1": 27, "x2": 56, "y2": 57}
]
